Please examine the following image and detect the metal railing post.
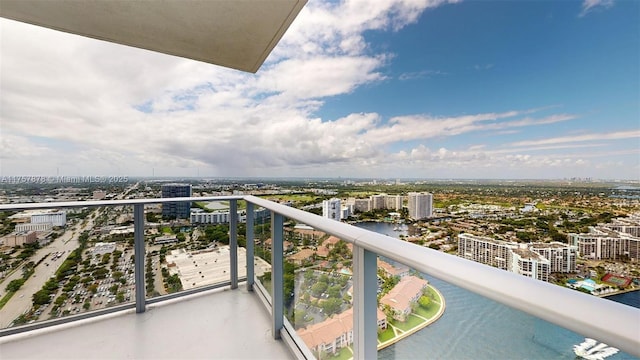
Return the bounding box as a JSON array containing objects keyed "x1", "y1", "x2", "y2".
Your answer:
[
  {"x1": 230, "y1": 199, "x2": 238, "y2": 289},
  {"x1": 246, "y1": 202, "x2": 255, "y2": 291},
  {"x1": 353, "y1": 245, "x2": 377, "y2": 359},
  {"x1": 133, "y1": 204, "x2": 146, "y2": 313},
  {"x1": 271, "y1": 212, "x2": 284, "y2": 339}
]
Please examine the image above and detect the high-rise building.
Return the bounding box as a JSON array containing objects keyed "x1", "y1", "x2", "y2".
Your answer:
[
  {"x1": 569, "y1": 226, "x2": 639, "y2": 263},
  {"x1": 511, "y1": 247, "x2": 550, "y2": 282},
  {"x1": 161, "y1": 183, "x2": 192, "y2": 219},
  {"x1": 529, "y1": 243, "x2": 577, "y2": 273},
  {"x1": 370, "y1": 194, "x2": 387, "y2": 210},
  {"x1": 322, "y1": 198, "x2": 341, "y2": 221},
  {"x1": 353, "y1": 198, "x2": 371, "y2": 213},
  {"x1": 458, "y1": 233, "x2": 576, "y2": 282},
  {"x1": 407, "y1": 192, "x2": 432, "y2": 220},
  {"x1": 385, "y1": 195, "x2": 403, "y2": 211}
]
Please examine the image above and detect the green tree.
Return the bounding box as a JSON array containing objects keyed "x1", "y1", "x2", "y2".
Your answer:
[
  {"x1": 320, "y1": 298, "x2": 342, "y2": 316},
  {"x1": 311, "y1": 282, "x2": 328, "y2": 297},
  {"x1": 109, "y1": 284, "x2": 119, "y2": 294},
  {"x1": 418, "y1": 295, "x2": 431, "y2": 308},
  {"x1": 294, "y1": 309, "x2": 308, "y2": 328},
  {"x1": 88, "y1": 284, "x2": 98, "y2": 294},
  {"x1": 32, "y1": 290, "x2": 51, "y2": 306},
  {"x1": 5, "y1": 279, "x2": 25, "y2": 292},
  {"x1": 327, "y1": 285, "x2": 342, "y2": 299}
]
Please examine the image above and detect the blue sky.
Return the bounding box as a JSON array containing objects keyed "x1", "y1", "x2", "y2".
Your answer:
[{"x1": 1, "y1": 0, "x2": 638, "y2": 180}]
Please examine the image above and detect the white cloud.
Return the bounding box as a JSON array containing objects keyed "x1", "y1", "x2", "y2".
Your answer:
[
  {"x1": 359, "y1": 111, "x2": 576, "y2": 145},
  {"x1": 509, "y1": 130, "x2": 640, "y2": 147},
  {"x1": 398, "y1": 70, "x2": 447, "y2": 80},
  {"x1": 579, "y1": 0, "x2": 614, "y2": 17},
  {"x1": 0, "y1": 0, "x2": 637, "y2": 180}
]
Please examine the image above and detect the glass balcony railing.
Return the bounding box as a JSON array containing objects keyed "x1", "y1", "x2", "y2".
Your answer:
[{"x1": 0, "y1": 195, "x2": 638, "y2": 360}]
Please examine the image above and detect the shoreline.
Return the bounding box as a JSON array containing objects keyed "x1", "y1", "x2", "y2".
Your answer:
[
  {"x1": 598, "y1": 288, "x2": 639, "y2": 298},
  {"x1": 377, "y1": 284, "x2": 446, "y2": 351}
]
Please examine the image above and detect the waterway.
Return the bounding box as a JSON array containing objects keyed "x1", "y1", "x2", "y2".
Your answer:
[{"x1": 353, "y1": 221, "x2": 639, "y2": 360}]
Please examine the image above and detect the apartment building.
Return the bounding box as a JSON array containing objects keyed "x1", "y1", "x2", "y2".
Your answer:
[
  {"x1": 529, "y1": 242, "x2": 577, "y2": 273},
  {"x1": 407, "y1": 192, "x2": 432, "y2": 220},
  {"x1": 322, "y1": 198, "x2": 342, "y2": 221},
  {"x1": 298, "y1": 307, "x2": 387, "y2": 356},
  {"x1": 379, "y1": 275, "x2": 429, "y2": 321},
  {"x1": 385, "y1": 194, "x2": 403, "y2": 211},
  {"x1": 353, "y1": 198, "x2": 371, "y2": 213},
  {"x1": 569, "y1": 226, "x2": 639, "y2": 263},
  {"x1": 458, "y1": 233, "x2": 576, "y2": 281},
  {"x1": 458, "y1": 233, "x2": 513, "y2": 271},
  {"x1": 511, "y1": 247, "x2": 550, "y2": 282}
]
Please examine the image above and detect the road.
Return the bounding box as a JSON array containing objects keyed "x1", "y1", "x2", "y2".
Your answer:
[
  {"x1": 0, "y1": 213, "x2": 97, "y2": 328},
  {"x1": 0, "y1": 182, "x2": 138, "y2": 327}
]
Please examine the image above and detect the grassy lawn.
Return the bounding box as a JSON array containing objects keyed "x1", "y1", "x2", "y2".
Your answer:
[
  {"x1": 391, "y1": 314, "x2": 424, "y2": 332},
  {"x1": 425, "y1": 286, "x2": 441, "y2": 302},
  {"x1": 257, "y1": 194, "x2": 320, "y2": 204},
  {"x1": 414, "y1": 303, "x2": 439, "y2": 319},
  {"x1": 0, "y1": 291, "x2": 16, "y2": 310},
  {"x1": 378, "y1": 327, "x2": 395, "y2": 342},
  {"x1": 160, "y1": 226, "x2": 173, "y2": 234},
  {"x1": 219, "y1": 201, "x2": 247, "y2": 210},
  {"x1": 331, "y1": 346, "x2": 353, "y2": 360}
]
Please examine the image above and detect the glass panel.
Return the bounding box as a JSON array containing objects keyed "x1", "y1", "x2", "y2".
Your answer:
[
  {"x1": 284, "y1": 221, "x2": 354, "y2": 360},
  {"x1": 0, "y1": 204, "x2": 137, "y2": 328},
  {"x1": 153, "y1": 200, "x2": 249, "y2": 298},
  {"x1": 378, "y1": 264, "x2": 638, "y2": 360},
  {"x1": 254, "y1": 207, "x2": 273, "y2": 295}
]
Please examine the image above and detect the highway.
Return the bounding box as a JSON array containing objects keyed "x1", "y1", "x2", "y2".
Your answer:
[
  {"x1": 0, "y1": 183, "x2": 138, "y2": 328},
  {"x1": 0, "y1": 213, "x2": 99, "y2": 328}
]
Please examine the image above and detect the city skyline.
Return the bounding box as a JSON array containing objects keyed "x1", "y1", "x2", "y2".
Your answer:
[{"x1": 1, "y1": 0, "x2": 638, "y2": 180}]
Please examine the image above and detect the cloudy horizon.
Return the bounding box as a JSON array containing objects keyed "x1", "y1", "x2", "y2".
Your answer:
[{"x1": 1, "y1": 0, "x2": 638, "y2": 180}]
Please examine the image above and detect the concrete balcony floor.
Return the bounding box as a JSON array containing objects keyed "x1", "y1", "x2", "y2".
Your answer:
[{"x1": 0, "y1": 286, "x2": 293, "y2": 359}]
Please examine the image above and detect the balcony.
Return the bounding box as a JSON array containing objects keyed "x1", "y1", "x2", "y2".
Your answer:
[
  {"x1": 0, "y1": 195, "x2": 638, "y2": 359},
  {"x1": 0, "y1": 285, "x2": 291, "y2": 359}
]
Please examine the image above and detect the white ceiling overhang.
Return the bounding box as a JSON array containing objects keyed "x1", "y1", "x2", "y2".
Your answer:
[{"x1": 0, "y1": 0, "x2": 307, "y2": 73}]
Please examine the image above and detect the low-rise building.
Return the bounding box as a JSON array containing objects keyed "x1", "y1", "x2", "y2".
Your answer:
[
  {"x1": 190, "y1": 209, "x2": 247, "y2": 224},
  {"x1": 298, "y1": 307, "x2": 387, "y2": 356},
  {"x1": 1, "y1": 231, "x2": 37, "y2": 247},
  {"x1": 15, "y1": 222, "x2": 53, "y2": 232},
  {"x1": 92, "y1": 242, "x2": 117, "y2": 256},
  {"x1": 287, "y1": 248, "x2": 315, "y2": 265},
  {"x1": 379, "y1": 275, "x2": 428, "y2": 322},
  {"x1": 377, "y1": 259, "x2": 410, "y2": 278},
  {"x1": 154, "y1": 234, "x2": 179, "y2": 245}
]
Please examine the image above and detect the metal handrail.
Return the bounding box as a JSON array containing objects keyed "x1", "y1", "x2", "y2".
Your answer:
[
  {"x1": 0, "y1": 196, "x2": 638, "y2": 357},
  {"x1": 245, "y1": 195, "x2": 640, "y2": 357}
]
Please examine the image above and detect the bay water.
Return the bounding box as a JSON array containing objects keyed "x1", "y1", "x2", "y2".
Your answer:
[{"x1": 353, "y1": 221, "x2": 639, "y2": 360}]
